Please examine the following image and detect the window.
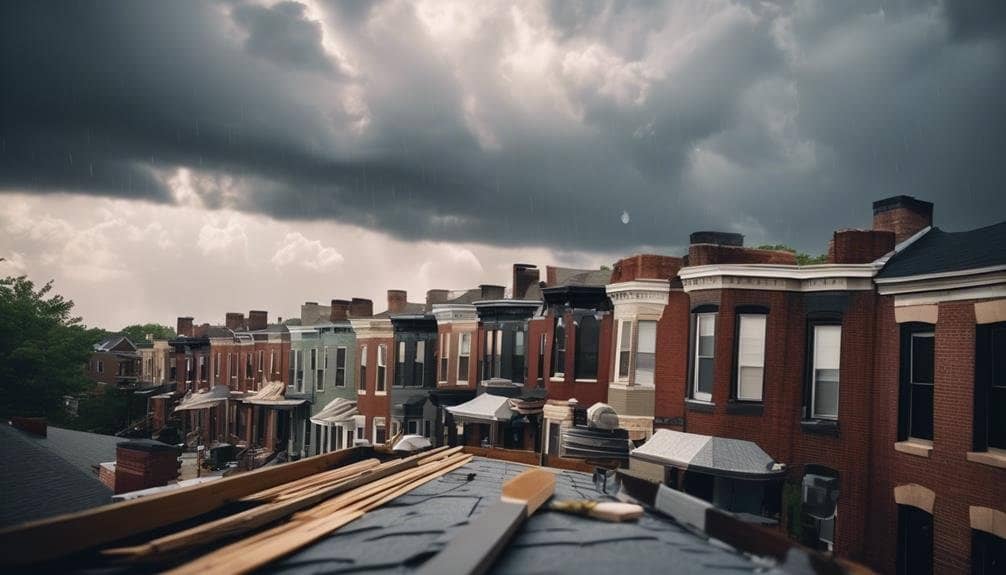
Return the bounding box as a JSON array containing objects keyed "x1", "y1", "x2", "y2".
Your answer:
[
  {"x1": 974, "y1": 323, "x2": 1006, "y2": 451},
  {"x1": 198, "y1": 355, "x2": 206, "y2": 382},
  {"x1": 552, "y1": 316, "x2": 566, "y2": 377},
  {"x1": 374, "y1": 417, "x2": 387, "y2": 444},
  {"x1": 439, "y1": 333, "x2": 449, "y2": 383},
  {"x1": 97, "y1": 360, "x2": 104, "y2": 374},
  {"x1": 245, "y1": 352, "x2": 253, "y2": 380},
  {"x1": 424, "y1": 419, "x2": 431, "y2": 438},
  {"x1": 215, "y1": 352, "x2": 221, "y2": 379},
  {"x1": 359, "y1": 345, "x2": 367, "y2": 393},
  {"x1": 415, "y1": 340, "x2": 426, "y2": 386},
  {"x1": 295, "y1": 349, "x2": 304, "y2": 392},
  {"x1": 257, "y1": 350, "x2": 264, "y2": 373},
  {"x1": 483, "y1": 329, "x2": 500, "y2": 380},
  {"x1": 693, "y1": 313, "x2": 716, "y2": 401},
  {"x1": 574, "y1": 314, "x2": 600, "y2": 380},
  {"x1": 186, "y1": 357, "x2": 193, "y2": 381},
  {"x1": 637, "y1": 320, "x2": 656, "y2": 386},
  {"x1": 407, "y1": 420, "x2": 418, "y2": 435},
  {"x1": 899, "y1": 325, "x2": 934, "y2": 441},
  {"x1": 801, "y1": 469, "x2": 839, "y2": 552},
  {"x1": 735, "y1": 315, "x2": 766, "y2": 401},
  {"x1": 616, "y1": 320, "x2": 632, "y2": 382},
  {"x1": 972, "y1": 529, "x2": 1006, "y2": 575},
  {"x1": 376, "y1": 344, "x2": 387, "y2": 393},
  {"x1": 335, "y1": 347, "x2": 347, "y2": 387},
  {"x1": 315, "y1": 348, "x2": 325, "y2": 392},
  {"x1": 810, "y1": 325, "x2": 841, "y2": 419},
  {"x1": 896, "y1": 505, "x2": 933, "y2": 575},
  {"x1": 396, "y1": 341, "x2": 406, "y2": 387},
  {"x1": 458, "y1": 334, "x2": 470, "y2": 383},
  {"x1": 269, "y1": 350, "x2": 275, "y2": 375},
  {"x1": 538, "y1": 333, "x2": 546, "y2": 381},
  {"x1": 391, "y1": 420, "x2": 401, "y2": 437}
]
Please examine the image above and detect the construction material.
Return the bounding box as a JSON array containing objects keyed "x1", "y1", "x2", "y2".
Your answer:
[
  {"x1": 167, "y1": 452, "x2": 472, "y2": 575},
  {"x1": 0, "y1": 445, "x2": 366, "y2": 566},
  {"x1": 548, "y1": 499, "x2": 644, "y2": 522},
  {"x1": 416, "y1": 467, "x2": 556, "y2": 575}
]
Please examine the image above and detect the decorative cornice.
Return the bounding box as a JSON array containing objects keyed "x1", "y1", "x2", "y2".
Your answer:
[
  {"x1": 679, "y1": 263, "x2": 877, "y2": 293},
  {"x1": 349, "y1": 317, "x2": 393, "y2": 338},
  {"x1": 431, "y1": 303, "x2": 478, "y2": 323}
]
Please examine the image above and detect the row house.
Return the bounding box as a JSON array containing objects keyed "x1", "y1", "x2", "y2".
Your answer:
[
  {"x1": 349, "y1": 298, "x2": 394, "y2": 446},
  {"x1": 85, "y1": 335, "x2": 141, "y2": 388},
  {"x1": 137, "y1": 337, "x2": 172, "y2": 389},
  {"x1": 430, "y1": 288, "x2": 481, "y2": 446},
  {"x1": 304, "y1": 300, "x2": 360, "y2": 456}
]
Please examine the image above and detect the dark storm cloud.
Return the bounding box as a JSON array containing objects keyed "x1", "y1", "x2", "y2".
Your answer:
[{"x1": 1, "y1": 0, "x2": 1004, "y2": 255}]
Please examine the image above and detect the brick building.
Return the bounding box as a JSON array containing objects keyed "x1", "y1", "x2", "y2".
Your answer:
[{"x1": 85, "y1": 335, "x2": 140, "y2": 388}]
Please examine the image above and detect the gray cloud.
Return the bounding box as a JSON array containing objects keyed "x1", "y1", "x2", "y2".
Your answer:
[{"x1": 1, "y1": 0, "x2": 1003, "y2": 257}]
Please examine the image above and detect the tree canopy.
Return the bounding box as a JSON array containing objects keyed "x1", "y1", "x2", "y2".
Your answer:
[
  {"x1": 118, "y1": 323, "x2": 176, "y2": 344},
  {"x1": 0, "y1": 275, "x2": 106, "y2": 418}
]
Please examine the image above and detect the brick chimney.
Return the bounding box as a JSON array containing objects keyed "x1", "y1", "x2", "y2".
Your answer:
[
  {"x1": 225, "y1": 312, "x2": 245, "y2": 331},
  {"x1": 177, "y1": 317, "x2": 194, "y2": 338},
  {"x1": 330, "y1": 299, "x2": 351, "y2": 321},
  {"x1": 350, "y1": 298, "x2": 374, "y2": 318},
  {"x1": 113, "y1": 439, "x2": 180, "y2": 495},
  {"x1": 387, "y1": 290, "x2": 407, "y2": 314},
  {"x1": 480, "y1": 284, "x2": 505, "y2": 300},
  {"x1": 512, "y1": 264, "x2": 539, "y2": 300},
  {"x1": 689, "y1": 231, "x2": 744, "y2": 246},
  {"x1": 10, "y1": 416, "x2": 47, "y2": 437},
  {"x1": 247, "y1": 310, "x2": 268, "y2": 331},
  {"x1": 426, "y1": 289, "x2": 449, "y2": 306},
  {"x1": 873, "y1": 195, "x2": 933, "y2": 244}
]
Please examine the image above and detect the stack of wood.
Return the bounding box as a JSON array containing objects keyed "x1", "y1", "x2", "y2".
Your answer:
[{"x1": 0, "y1": 445, "x2": 471, "y2": 575}]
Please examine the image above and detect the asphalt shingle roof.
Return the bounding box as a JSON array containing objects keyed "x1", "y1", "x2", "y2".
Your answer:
[
  {"x1": 877, "y1": 222, "x2": 1006, "y2": 279},
  {"x1": 267, "y1": 457, "x2": 765, "y2": 574},
  {"x1": 0, "y1": 424, "x2": 120, "y2": 527}
]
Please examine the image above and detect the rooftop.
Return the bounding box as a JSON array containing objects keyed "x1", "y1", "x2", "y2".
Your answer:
[
  {"x1": 0, "y1": 424, "x2": 123, "y2": 527},
  {"x1": 877, "y1": 221, "x2": 1006, "y2": 279}
]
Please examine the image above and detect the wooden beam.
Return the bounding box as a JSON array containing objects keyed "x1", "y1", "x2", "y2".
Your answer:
[{"x1": 0, "y1": 446, "x2": 368, "y2": 566}]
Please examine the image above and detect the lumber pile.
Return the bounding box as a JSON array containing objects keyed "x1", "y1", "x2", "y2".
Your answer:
[{"x1": 0, "y1": 445, "x2": 471, "y2": 574}]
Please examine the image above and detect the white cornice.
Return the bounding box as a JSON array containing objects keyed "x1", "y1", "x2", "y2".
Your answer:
[
  {"x1": 874, "y1": 265, "x2": 1006, "y2": 285},
  {"x1": 607, "y1": 280, "x2": 671, "y2": 313},
  {"x1": 349, "y1": 317, "x2": 393, "y2": 338},
  {"x1": 877, "y1": 270, "x2": 1006, "y2": 299},
  {"x1": 679, "y1": 263, "x2": 878, "y2": 293},
  {"x1": 431, "y1": 304, "x2": 477, "y2": 323}
]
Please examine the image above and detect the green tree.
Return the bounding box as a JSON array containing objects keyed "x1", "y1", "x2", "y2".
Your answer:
[
  {"x1": 756, "y1": 244, "x2": 828, "y2": 266},
  {"x1": 0, "y1": 275, "x2": 106, "y2": 418},
  {"x1": 118, "y1": 323, "x2": 176, "y2": 344}
]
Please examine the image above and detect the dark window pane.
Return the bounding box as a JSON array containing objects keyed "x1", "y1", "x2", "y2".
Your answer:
[
  {"x1": 698, "y1": 357, "x2": 715, "y2": 395},
  {"x1": 619, "y1": 350, "x2": 631, "y2": 379},
  {"x1": 575, "y1": 315, "x2": 599, "y2": 380},
  {"x1": 459, "y1": 356, "x2": 470, "y2": 380},
  {"x1": 359, "y1": 366, "x2": 366, "y2": 390},
  {"x1": 911, "y1": 335, "x2": 935, "y2": 384},
  {"x1": 897, "y1": 505, "x2": 933, "y2": 575},
  {"x1": 972, "y1": 529, "x2": 1006, "y2": 575},
  {"x1": 990, "y1": 387, "x2": 1006, "y2": 450},
  {"x1": 910, "y1": 383, "x2": 934, "y2": 440}
]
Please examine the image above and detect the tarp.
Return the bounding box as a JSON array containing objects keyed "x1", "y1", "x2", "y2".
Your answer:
[
  {"x1": 310, "y1": 397, "x2": 358, "y2": 425},
  {"x1": 173, "y1": 385, "x2": 230, "y2": 412},
  {"x1": 631, "y1": 429, "x2": 786, "y2": 479},
  {"x1": 392, "y1": 434, "x2": 432, "y2": 452},
  {"x1": 447, "y1": 393, "x2": 513, "y2": 423}
]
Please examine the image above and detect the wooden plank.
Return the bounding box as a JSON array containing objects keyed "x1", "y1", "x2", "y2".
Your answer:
[{"x1": 0, "y1": 446, "x2": 369, "y2": 566}]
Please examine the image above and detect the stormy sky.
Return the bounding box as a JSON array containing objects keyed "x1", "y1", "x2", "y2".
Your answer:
[{"x1": 1, "y1": 0, "x2": 1004, "y2": 329}]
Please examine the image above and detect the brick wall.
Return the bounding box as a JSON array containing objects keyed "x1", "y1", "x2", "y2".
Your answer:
[
  {"x1": 536, "y1": 309, "x2": 613, "y2": 407},
  {"x1": 355, "y1": 336, "x2": 393, "y2": 441},
  {"x1": 687, "y1": 245, "x2": 798, "y2": 266},
  {"x1": 653, "y1": 291, "x2": 690, "y2": 427},
  {"x1": 829, "y1": 229, "x2": 895, "y2": 264}
]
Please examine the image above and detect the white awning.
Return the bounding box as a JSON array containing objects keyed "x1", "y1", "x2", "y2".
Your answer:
[
  {"x1": 447, "y1": 393, "x2": 513, "y2": 423},
  {"x1": 174, "y1": 385, "x2": 230, "y2": 412},
  {"x1": 631, "y1": 429, "x2": 786, "y2": 479},
  {"x1": 310, "y1": 397, "x2": 358, "y2": 425},
  {"x1": 392, "y1": 434, "x2": 432, "y2": 452},
  {"x1": 242, "y1": 381, "x2": 305, "y2": 408}
]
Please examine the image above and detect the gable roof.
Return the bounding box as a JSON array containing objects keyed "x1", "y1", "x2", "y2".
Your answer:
[
  {"x1": 877, "y1": 221, "x2": 1006, "y2": 279},
  {"x1": 0, "y1": 425, "x2": 121, "y2": 527},
  {"x1": 94, "y1": 335, "x2": 137, "y2": 353},
  {"x1": 632, "y1": 429, "x2": 785, "y2": 479}
]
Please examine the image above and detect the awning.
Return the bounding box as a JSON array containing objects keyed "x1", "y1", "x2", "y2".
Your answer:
[
  {"x1": 242, "y1": 381, "x2": 307, "y2": 408},
  {"x1": 392, "y1": 394, "x2": 428, "y2": 418},
  {"x1": 310, "y1": 398, "x2": 358, "y2": 425},
  {"x1": 392, "y1": 434, "x2": 432, "y2": 452},
  {"x1": 631, "y1": 429, "x2": 786, "y2": 480},
  {"x1": 508, "y1": 389, "x2": 546, "y2": 415},
  {"x1": 173, "y1": 385, "x2": 230, "y2": 412},
  {"x1": 447, "y1": 393, "x2": 513, "y2": 423}
]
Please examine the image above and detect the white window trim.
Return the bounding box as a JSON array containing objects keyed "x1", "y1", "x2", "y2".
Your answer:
[
  {"x1": 358, "y1": 345, "x2": 367, "y2": 395},
  {"x1": 553, "y1": 318, "x2": 566, "y2": 379},
  {"x1": 735, "y1": 314, "x2": 766, "y2": 402},
  {"x1": 692, "y1": 313, "x2": 715, "y2": 402},
  {"x1": 415, "y1": 339, "x2": 426, "y2": 386},
  {"x1": 811, "y1": 325, "x2": 841, "y2": 420},
  {"x1": 373, "y1": 417, "x2": 386, "y2": 444},
  {"x1": 335, "y1": 346, "x2": 347, "y2": 388},
  {"x1": 439, "y1": 333, "x2": 450, "y2": 383},
  {"x1": 615, "y1": 319, "x2": 632, "y2": 383},
  {"x1": 376, "y1": 344, "x2": 387, "y2": 395},
  {"x1": 315, "y1": 347, "x2": 325, "y2": 393},
  {"x1": 458, "y1": 332, "x2": 470, "y2": 384},
  {"x1": 635, "y1": 319, "x2": 657, "y2": 388}
]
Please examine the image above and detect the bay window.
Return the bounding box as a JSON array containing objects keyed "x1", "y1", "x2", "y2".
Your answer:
[
  {"x1": 636, "y1": 320, "x2": 656, "y2": 386},
  {"x1": 616, "y1": 320, "x2": 632, "y2": 382},
  {"x1": 458, "y1": 333, "x2": 470, "y2": 383},
  {"x1": 439, "y1": 333, "x2": 449, "y2": 383},
  {"x1": 552, "y1": 317, "x2": 565, "y2": 378}
]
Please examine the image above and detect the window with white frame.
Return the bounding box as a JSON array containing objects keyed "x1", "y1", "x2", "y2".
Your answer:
[
  {"x1": 693, "y1": 313, "x2": 716, "y2": 401},
  {"x1": 439, "y1": 333, "x2": 450, "y2": 382},
  {"x1": 215, "y1": 352, "x2": 221, "y2": 379},
  {"x1": 359, "y1": 345, "x2": 367, "y2": 393},
  {"x1": 396, "y1": 341, "x2": 406, "y2": 387},
  {"x1": 736, "y1": 315, "x2": 766, "y2": 401},
  {"x1": 373, "y1": 417, "x2": 387, "y2": 444},
  {"x1": 616, "y1": 320, "x2": 632, "y2": 382},
  {"x1": 197, "y1": 355, "x2": 206, "y2": 382},
  {"x1": 315, "y1": 348, "x2": 325, "y2": 392},
  {"x1": 552, "y1": 317, "x2": 566, "y2": 378},
  {"x1": 636, "y1": 320, "x2": 657, "y2": 386},
  {"x1": 270, "y1": 350, "x2": 276, "y2": 374},
  {"x1": 458, "y1": 333, "x2": 470, "y2": 383},
  {"x1": 257, "y1": 350, "x2": 264, "y2": 374},
  {"x1": 811, "y1": 325, "x2": 841, "y2": 419},
  {"x1": 335, "y1": 347, "x2": 347, "y2": 387},
  {"x1": 415, "y1": 340, "x2": 426, "y2": 386},
  {"x1": 376, "y1": 344, "x2": 387, "y2": 393}
]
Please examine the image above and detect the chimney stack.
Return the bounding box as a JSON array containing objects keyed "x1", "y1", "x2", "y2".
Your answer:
[
  {"x1": 480, "y1": 284, "x2": 505, "y2": 300},
  {"x1": 225, "y1": 312, "x2": 245, "y2": 331},
  {"x1": 387, "y1": 290, "x2": 407, "y2": 314},
  {"x1": 872, "y1": 195, "x2": 933, "y2": 244},
  {"x1": 177, "y1": 317, "x2": 194, "y2": 338},
  {"x1": 689, "y1": 231, "x2": 744, "y2": 246},
  {"x1": 247, "y1": 310, "x2": 268, "y2": 331},
  {"x1": 350, "y1": 298, "x2": 374, "y2": 318},
  {"x1": 330, "y1": 299, "x2": 351, "y2": 321},
  {"x1": 512, "y1": 264, "x2": 539, "y2": 300},
  {"x1": 426, "y1": 289, "x2": 449, "y2": 306}
]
